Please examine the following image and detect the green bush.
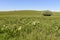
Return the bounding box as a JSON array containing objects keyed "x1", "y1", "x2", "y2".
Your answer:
[{"x1": 42, "y1": 10, "x2": 52, "y2": 16}]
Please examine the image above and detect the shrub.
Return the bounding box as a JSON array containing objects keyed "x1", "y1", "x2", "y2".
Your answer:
[{"x1": 42, "y1": 10, "x2": 52, "y2": 16}]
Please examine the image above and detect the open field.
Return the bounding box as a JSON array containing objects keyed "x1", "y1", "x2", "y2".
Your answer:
[{"x1": 0, "y1": 10, "x2": 60, "y2": 40}]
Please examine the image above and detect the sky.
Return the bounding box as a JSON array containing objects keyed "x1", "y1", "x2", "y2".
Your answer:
[{"x1": 0, "y1": 0, "x2": 60, "y2": 11}]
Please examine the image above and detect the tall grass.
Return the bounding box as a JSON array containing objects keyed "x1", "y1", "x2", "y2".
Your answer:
[
  {"x1": 0, "y1": 16, "x2": 60, "y2": 40},
  {"x1": 0, "y1": 10, "x2": 60, "y2": 40}
]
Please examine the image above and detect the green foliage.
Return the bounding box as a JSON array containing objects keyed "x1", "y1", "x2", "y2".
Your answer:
[
  {"x1": 0, "y1": 17, "x2": 60, "y2": 40},
  {"x1": 0, "y1": 10, "x2": 60, "y2": 40},
  {"x1": 42, "y1": 10, "x2": 52, "y2": 16}
]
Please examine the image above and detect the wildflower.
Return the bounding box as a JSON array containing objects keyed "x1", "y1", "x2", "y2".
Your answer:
[
  {"x1": 18, "y1": 26, "x2": 22, "y2": 30},
  {"x1": 1, "y1": 28, "x2": 4, "y2": 31},
  {"x1": 3, "y1": 25, "x2": 8, "y2": 29},
  {"x1": 32, "y1": 21, "x2": 40, "y2": 25},
  {"x1": 32, "y1": 21, "x2": 36, "y2": 25},
  {"x1": 3, "y1": 25, "x2": 5, "y2": 27}
]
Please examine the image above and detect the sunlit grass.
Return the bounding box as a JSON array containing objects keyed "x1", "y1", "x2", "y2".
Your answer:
[{"x1": 0, "y1": 10, "x2": 60, "y2": 40}]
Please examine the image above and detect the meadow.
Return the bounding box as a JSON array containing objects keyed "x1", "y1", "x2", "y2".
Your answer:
[{"x1": 0, "y1": 10, "x2": 60, "y2": 40}]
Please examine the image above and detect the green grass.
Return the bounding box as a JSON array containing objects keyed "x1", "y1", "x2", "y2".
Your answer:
[{"x1": 0, "y1": 10, "x2": 60, "y2": 40}]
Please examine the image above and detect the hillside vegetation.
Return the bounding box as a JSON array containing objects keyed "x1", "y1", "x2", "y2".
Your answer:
[
  {"x1": 0, "y1": 10, "x2": 41, "y2": 15},
  {"x1": 0, "y1": 10, "x2": 60, "y2": 40},
  {"x1": 0, "y1": 10, "x2": 60, "y2": 17}
]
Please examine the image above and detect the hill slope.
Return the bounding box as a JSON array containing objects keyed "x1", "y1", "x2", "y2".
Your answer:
[
  {"x1": 0, "y1": 10, "x2": 60, "y2": 40},
  {"x1": 0, "y1": 10, "x2": 41, "y2": 15},
  {"x1": 0, "y1": 10, "x2": 60, "y2": 17}
]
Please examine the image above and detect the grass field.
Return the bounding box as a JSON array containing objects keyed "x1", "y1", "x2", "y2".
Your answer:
[{"x1": 0, "y1": 10, "x2": 60, "y2": 40}]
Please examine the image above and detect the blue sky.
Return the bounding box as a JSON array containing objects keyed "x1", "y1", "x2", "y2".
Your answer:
[{"x1": 0, "y1": 0, "x2": 60, "y2": 11}]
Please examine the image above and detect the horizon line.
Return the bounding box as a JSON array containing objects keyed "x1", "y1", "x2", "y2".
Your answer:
[{"x1": 0, "y1": 9, "x2": 60, "y2": 12}]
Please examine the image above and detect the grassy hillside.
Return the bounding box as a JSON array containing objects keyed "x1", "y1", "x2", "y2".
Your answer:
[
  {"x1": 0, "y1": 10, "x2": 60, "y2": 16},
  {"x1": 0, "y1": 10, "x2": 41, "y2": 15},
  {"x1": 0, "y1": 10, "x2": 60, "y2": 40}
]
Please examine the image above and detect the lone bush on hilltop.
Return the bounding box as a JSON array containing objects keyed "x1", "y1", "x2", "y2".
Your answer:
[{"x1": 42, "y1": 10, "x2": 52, "y2": 16}]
